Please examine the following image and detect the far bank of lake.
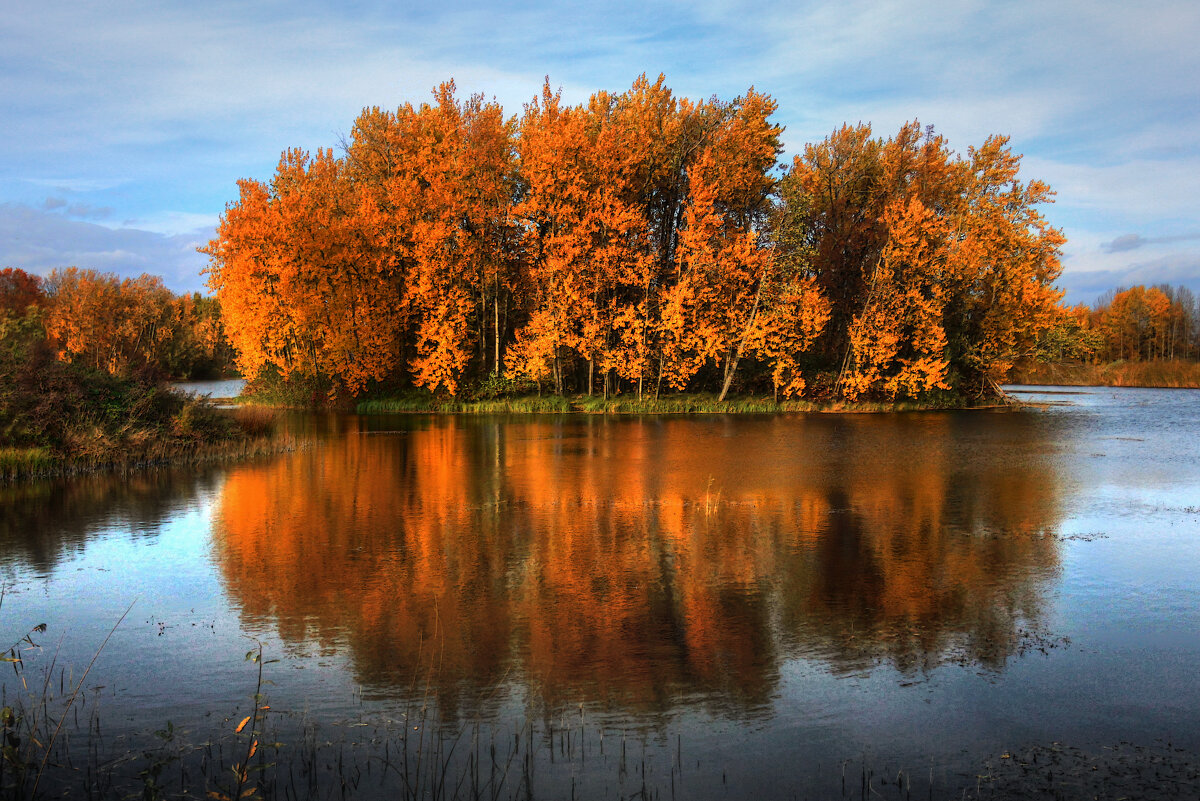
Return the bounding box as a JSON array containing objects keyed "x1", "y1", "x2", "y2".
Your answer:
[{"x1": 1010, "y1": 358, "x2": 1200, "y2": 388}]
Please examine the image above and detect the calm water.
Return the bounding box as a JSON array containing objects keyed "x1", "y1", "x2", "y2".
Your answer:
[
  {"x1": 170, "y1": 377, "x2": 247, "y2": 398},
  {"x1": 1, "y1": 387, "x2": 1198, "y2": 798}
]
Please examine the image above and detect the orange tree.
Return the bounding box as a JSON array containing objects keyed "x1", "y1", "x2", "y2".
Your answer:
[{"x1": 776, "y1": 122, "x2": 1064, "y2": 400}]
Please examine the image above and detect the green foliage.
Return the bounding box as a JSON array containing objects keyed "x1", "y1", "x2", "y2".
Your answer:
[
  {"x1": 0, "y1": 310, "x2": 277, "y2": 480},
  {"x1": 1032, "y1": 317, "x2": 1103, "y2": 363},
  {"x1": 467, "y1": 372, "x2": 539, "y2": 401},
  {"x1": 238, "y1": 367, "x2": 339, "y2": 408},
  {"x1": 356, "y1": 390, "x2": 997, "y2": 416}
]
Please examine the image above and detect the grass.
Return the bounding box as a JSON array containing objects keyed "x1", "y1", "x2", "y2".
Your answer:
[
  {"x1": 1010, "y1": 358, "x2": 1200, "y2": 388},
  {"x1": 357, "y1": 390, "x2": 1010, "y2": 416},
  {"x1": 358, "y1": 394, "x2": 573, "y2": 415},
  {"x1": 0, "y1": 448, "x2": 59, "y2": 481},
  {"x1": 1, "y1": 322, "x2": 287, "y2": 481},
  {"x1": 3, "y1": 616, "x2": 1192, "y2": 800}
]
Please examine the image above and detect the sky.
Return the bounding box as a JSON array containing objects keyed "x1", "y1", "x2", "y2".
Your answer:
[{"x1": 2, "y1": 0, "x2": 1198, "y2": 306}]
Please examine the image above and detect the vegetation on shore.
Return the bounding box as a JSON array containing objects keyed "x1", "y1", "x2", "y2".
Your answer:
[
  {"x1": 230, "y1": 364, "x2": 1011, "y2": 414},
  {"x1": 1, "y1": 266, "x2": 237, "y2": 381},
  {"x1": 235, "y1": 366, "x2": 1009, "y2": 413},
  {"x1": 204, "y1": 76, "x2": 1066, "y2": 408},
  {"x1": 0, "y1": 307, "x2": 278, "y2": 482},
  {"x1": 355, "y1": 388, "x2": 1005, "y2": 415},
  {"x1": 1009, "y1": 358, "x2": 1200, "y2": 388}
]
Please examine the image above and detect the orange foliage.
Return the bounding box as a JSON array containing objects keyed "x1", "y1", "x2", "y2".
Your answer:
[
  {"x1": 0, "y1": 268, "x2": 45, "y2": 315},
  {"x1": 212, "y1": 414, "x2": 1064, "y2": 710},
  {"x1": 42, "y1": 268, "x2": 176, "y2": 375},
  {"x1": 203, "y1": 79, "x2": 1069, "y2": 401},
  {"x1": 1097, "y1": 285, "x2": 1180, "y2": 360},
  {"x1": 203, "y1": 148, "x2": 401, "y2": 394},
  {"x1": 782, "y1": 122, "x2": 1065, "y2": 399}
]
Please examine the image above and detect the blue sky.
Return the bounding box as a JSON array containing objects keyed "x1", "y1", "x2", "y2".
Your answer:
[{"x1": 2, "y1": 0, "x2": 1198, "y2": 305}]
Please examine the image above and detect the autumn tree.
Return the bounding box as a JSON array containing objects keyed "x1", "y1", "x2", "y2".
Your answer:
[
  {"x1": 0, "y1": 268, "x2": 45, "y2": 315},
  {"x1": 508, "y1": 81, "x2": 655, "y2": 396},
  {"x1": 664, "y1": 148, "x2": 826, "y2": 400},
  {"x1": 341, "y1": 83, "x2": 522, "y2": 396},
  {"x1": 1090, "y1": 284, "x2": 1197, "y2": 361},
  {"x1": 42, "y1": 268, "x2": 177, "y2": 376},
  {"x1": 776, "y1": 122, "x2": 1065, "y2": 399},
  {"x1": 205, "y1": 148, "x2": 405, "y2": 395},
  {"x1": 204, "y1": 77, "x2": 1075, "y2": 404},
  {"x1": 162, "y1": 293, "x2": 236, "y2": 378},
  {"x1": 509, "y1": 76, "x2": 802, "y2": 399}
]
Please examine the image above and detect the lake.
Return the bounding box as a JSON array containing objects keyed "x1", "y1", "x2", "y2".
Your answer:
[{"x1": 1, "y1": 387, "x2": 1198, "y2": 799}]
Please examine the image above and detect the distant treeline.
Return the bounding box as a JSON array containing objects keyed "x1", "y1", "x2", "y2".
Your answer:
[
  {"x1": 203, "y1": 75, "x2": 1066, "y2": 403},
  {"x1": 0, "y1": 266, "x2": 235, "y2": 380},
  {"x1": 1, "y1": 267, "x2": 271, "y2": 479},
  {"x1": 1047, "y1": 284, "x2": 1200, "y2": 363}
]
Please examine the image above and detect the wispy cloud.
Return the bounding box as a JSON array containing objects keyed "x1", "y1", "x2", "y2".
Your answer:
[
  {"x1": 1058, "y1": 254, "x2": 1200, "y2": 306},
  {"x1": 0, "y1": 203, "x2": 210, "y2": 293},
  {"x1": 1, "y1": 0, "x2": 1198, "y2": 297},
  {"x1": 1103, "y1": 232, "x2": 1200, "y2": 253}
]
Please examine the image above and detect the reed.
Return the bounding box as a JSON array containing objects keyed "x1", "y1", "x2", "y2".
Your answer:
[
  {"x1": 1010, "y1": 359, "x2": 1200, "y2": 388},
  {"x1": 357, "y1": 394, "x2": 574, "y2": 414},
  {"x1": 358, "y1": 391, "x2": 1001, "y2": 416},
  {"x1": 0, "y1": 448, "x2": 59, "y2": 481}
]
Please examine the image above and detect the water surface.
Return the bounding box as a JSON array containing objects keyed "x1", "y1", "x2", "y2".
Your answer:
[{"x1": 2, "y1": 387, "x2": 1197, "y2": 797}]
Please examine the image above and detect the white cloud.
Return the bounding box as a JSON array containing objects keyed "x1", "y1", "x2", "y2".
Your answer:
[
  {"x1": 127, "y1": 211, "x2": 221, "y2": 237},
  {"x1": 1, "y1": 0, "x2": 1198, "y2": 300},
  {"x1": 0, "y1": 203, "x2": 210, "y2": 294},
  {"x1": 1023, "y1": 155, "x2": 1200, "y2": 225},
  {"x1": 1058, "y1": 252, "x2": 1200, "y2": 306}
]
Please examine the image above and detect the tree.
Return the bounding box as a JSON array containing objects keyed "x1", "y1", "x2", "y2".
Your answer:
[
  {"x1": 205, "y1": 148, "x2": 406, "y2": 395},
  {"x1": 0, "y1": 268, "x2": 45, "y2": 315},
  {"x1": 344, "y1": 82, "x2": 522, "y2": 396},
  {"x1": 775, "y1": 122, "x2": 1065, "y2": 399},
  {"x1": 43, "y1": 268, "x2": 176, "y2": 376}
]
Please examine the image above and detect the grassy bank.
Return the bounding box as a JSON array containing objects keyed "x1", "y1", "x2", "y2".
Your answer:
[
  {"x1": 1009, "y1": 359, "x2": 1200, "y2": 388},
  {"x1": 1, "y1": 336, "x2": 282, "y2": 481},
  {"x1": 356, "y1": 390, "x2": 1010, "y2": 415}
]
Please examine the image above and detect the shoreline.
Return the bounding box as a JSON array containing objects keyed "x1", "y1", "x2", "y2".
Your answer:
[
  {"x1": 1009, "y1": 359, "x2": 1200, "y2": 389},
  {"x1": 1, "y1": 433, "x2": 292, "y2": 483},
  {"x1": 352, "y1": 393, "x2": 1020, "y2": 416}
]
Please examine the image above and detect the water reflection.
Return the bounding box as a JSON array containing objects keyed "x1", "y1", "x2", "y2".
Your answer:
[
  {"x1": 0, "y1": 468, "x2": 221, "y2": 573},
  {"x1": 213, "y1": 412, "x2": 1065, "y2": 717}
]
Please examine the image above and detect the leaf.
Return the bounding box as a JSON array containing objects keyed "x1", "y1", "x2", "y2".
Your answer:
[{"x1": 235, "y1": 716, "x2": 252, "y2": 733}]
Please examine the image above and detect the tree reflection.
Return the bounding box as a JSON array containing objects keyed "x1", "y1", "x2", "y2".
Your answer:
[
  {"x1": 0, "y1": 468, "x2": 222, "y2": 571},
  {"x1": 213, "y1": 412, "x2": 1064, "y2": 717}
]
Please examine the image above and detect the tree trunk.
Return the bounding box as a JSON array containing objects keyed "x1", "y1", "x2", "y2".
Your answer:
[
  {"x1": 717, "y1": 274, "x2": 767, "y2": 402},
  {"x1": 718, "y1": 348, "x2": 740, "y2": 402},
  {"x1": 494, "y1": 295, "x2": 501, "y2": 375}
]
